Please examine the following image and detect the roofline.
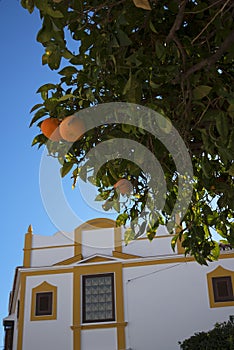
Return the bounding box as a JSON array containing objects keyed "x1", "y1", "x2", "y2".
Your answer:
[{"x1": 8, "y1": 266, "x2": 22, "y2": 315}]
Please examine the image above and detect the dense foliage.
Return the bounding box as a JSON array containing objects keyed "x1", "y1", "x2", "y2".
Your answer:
[
  {"x1": 21, "y1": 0, "x2": 234, "y2": 264},
  {"x1": 179, "y1": 320, "x2": 234, "y2": 350}
]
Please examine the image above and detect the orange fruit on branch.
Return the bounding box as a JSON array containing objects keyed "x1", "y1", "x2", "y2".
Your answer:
[
  {"x1": 40, "y1": 117, "x2": 62, "y2": 142},
  {"x1": 59, "y1": 115, "x2": 85, "y2": 142},
  {"x1": 114, "y1": 179, "x2": 132, "y2": 195}
]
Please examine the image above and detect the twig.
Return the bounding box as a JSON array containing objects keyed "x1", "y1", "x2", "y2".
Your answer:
[
  {"x1": 192, "y1": 100, "x2": 211, "y2": 130},
  {"x1": 173, "y1": 34, "x2": 187, "y2": 67},
  {"x1": 176, "y1": 29, "x2": 234, "y2": 82},
  {"x1": 166, "y1": 0, "x2": 187, "y2": 43},
  {"x1": 191, "y1": 0, "x2": 231, "y2": 44},
  {"x1": 185, "y1": 0, "x2": 222, "y2": 15}
]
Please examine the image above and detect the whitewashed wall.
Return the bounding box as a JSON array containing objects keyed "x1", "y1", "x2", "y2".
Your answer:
[
  {"x1": 31, "y1": 231, "x2": 74, "y2": 266},
  {"x1": 123, "y1": 258, "x2": 234, "y2": 350},
  {"x1": 81, "y1": 228, "x2": 115, "y2": 258},
  {"x1": 123, "y1": 236, "x2": 177, "y2": 257},
  {"x1": 81, "y1": 328, "x2": 117, "y2": 350},
  {"x1": 22, "y1": 273, "x2": 73, "y2": 350}
]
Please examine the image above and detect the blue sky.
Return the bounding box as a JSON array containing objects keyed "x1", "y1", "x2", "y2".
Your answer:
[
  {"x1": 0, "y1": 1, "x2": 113, "y2": 344},
  {"x1": 0, "y1": 2, "x2": 57, "y2": 345}
]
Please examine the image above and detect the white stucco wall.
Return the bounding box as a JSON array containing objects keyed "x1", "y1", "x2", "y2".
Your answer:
[
  {"x1": 22, "y1": 273, "x2": 73, "y2": 350},
  {"x1": 82, "y1": 228, "x2": 115, "y2": 258},
  {"x1": 30, "y1": 231, "x2": 74, "y2": 266},
  {"x1": 30, "y1": 246, "x2": 74, "y2": 266},
  {"x1": 123, "y1": 258, "x2": 234, "y2": 350},
  {"x1": 32, "y1": 231, "x2": 74, "y2": 247},
  {"x1": 81, "y1": 328, "x2": 117, "y2": 350},
  {"x1": 123, "y1": 236, "x2": 177, "y2": 257}
]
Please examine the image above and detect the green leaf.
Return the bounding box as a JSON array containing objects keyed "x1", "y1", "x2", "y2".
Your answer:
[
  {"x1": 31, "y1": 133, "x2": 47, "y2": 147},
  {"x1": 62, "y1": 49, "x2": 74, "y2": 59},
  {"x1": 58, "y1": 94, "x2": 75, "y2": 102},
  {"x1": 227, "y1": 103, "x2": 234, "y2": 118},
  {"x1": 112, "y1": 199, "x2": 120, "y2": 213},
  {"x1": 58, "y1": 66, "x2": 78, "y2": 76},
  {"x1": 45, "y1": 7, "x2": 64, "y2": 18},
  {"x1": 124, "y1": 228, "x2": 135, "y2": 244},
  {"x1": 216, "y1": 112, "x2": 228, "y2": 140},
  {"x1": 42, "y1": 53, "x2": 49, "y2": 65},
  {"x1": 102, "y1": 199, "x2": 113, "y2": 211},
  {"x1": 48, "y1": 50, "x2": 62, "y2": 70},
  {"x1": 86, "y1": 89, "x2": 95, "y2": 102},
  {"x1": 149, "y1": 20, "x2": 158, "y2": 33},
  {"x1": 193, "y1": 85, "x2": 212, "y2": 100},
  {"x1": 60, "y1": 162, "x2": 73, "y2": 178},
  {"x1": 227, "y1": 164, "x2": 234, "y2": 176},
  {"x1": 116, "y1": 213, "x2": 128, "y2": 226},
  {"x1": 37, "y1": 26, "x2": 52, "y2": 43},
  {"x1": 44, "y1": 98, "x2": 58, "y2": 110},
  {"x1": 209, "y1": 241, "x2": 220, "y2": 260},
  {"x1": 30, "y1": 103, "x2": 44, "y2": 113},
  {"x1": 30, "y1": 108, "x2": 48, "y2": 127},
  {"x1": 171, "y1": 233, "x2": 179, "y2": 251},
  {"x1": 95, "y1": 194, "x2": 105, "y2": 201},
  {"x1": 37, "y1": 84, "x2": 57, "y2": 93},
  {"x1": 155, "y1": 41, "x2": 165, "y2": 60},
  {"x1": 123, "y1": 74, "x2": 132, "y2": 95},
  {"x1": 116, "y1": 29, "x2": 132, "y2": 46},
  {"x1": 21, "y1": 0, "x2": 35, "y2": 13}
]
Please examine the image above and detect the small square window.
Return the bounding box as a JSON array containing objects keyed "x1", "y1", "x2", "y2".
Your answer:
[
  {"x1": 212, "y1": 276, "x2": 234, "y2": 302},
  {"x1": 31, "y1": 282, "x2": 57, "y2": 321},
  {"x1": 35, "y1": 292, "x2": 53, "y2": 316},
  {"x1": 82, "y1": 273, "x2": 115, "y2": 323}
]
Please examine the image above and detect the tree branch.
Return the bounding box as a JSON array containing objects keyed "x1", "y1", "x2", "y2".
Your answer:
[
  {"x1": 191, "y1": 0, "x2": 231, "y2": 44},
  {"x1": 166, "y1": 0, "x2": 187, "y2": 43},
  {"x1": 175, "y1": 29, "x2": 234, "y2": 82},
  {"x1": 173, "y1": 34, "x2": 187, "y2": 67}
]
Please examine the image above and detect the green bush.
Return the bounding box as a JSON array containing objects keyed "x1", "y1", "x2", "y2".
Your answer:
[{"x1": 179, "y1": 320, "x2": 234, "y2": 350}]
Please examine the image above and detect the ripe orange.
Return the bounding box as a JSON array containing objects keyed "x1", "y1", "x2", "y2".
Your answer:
[
  {"x1": 59, "y1": 115, "x2": 85, "y2": 142},
  {"x1": 40, "y1": 117, "x2": 62, "y2": 142},
  {"x1": 114, "y1": 179, "x2": 132, "y2": 195}
]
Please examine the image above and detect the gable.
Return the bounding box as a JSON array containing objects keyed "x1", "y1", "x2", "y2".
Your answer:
[{"x1": 78, "y1": 255, "x2": 118, "y2": 264}]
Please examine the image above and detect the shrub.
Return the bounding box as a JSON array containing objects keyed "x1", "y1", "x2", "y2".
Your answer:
[{"x1": 179, "y1": 320, "x2": 234, "y2": 350}]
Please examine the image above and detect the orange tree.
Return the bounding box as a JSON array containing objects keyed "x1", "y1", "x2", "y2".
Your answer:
[{"x1": 22, "y1": 0, "x2": 234, "y2": 264}]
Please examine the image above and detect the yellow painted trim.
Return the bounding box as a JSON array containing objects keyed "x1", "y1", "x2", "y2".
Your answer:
[
  {"x1": 175, "y1": 213, "x2": 185, "y2": 255},
  {"x1": 112, "y1": 250, "x2": 141, "y2": 259},
  {"x1": 219, "y1": 252, "x2": 234, "y2": 259},
  {"x1": 31, "y1": 243, "x2": 77, "y2": 251},
  {"x1": 74, "y1": 227, "x2": 82, "y2": 257},
  {"x1": 23, "y1": 226, "x2": 33, "y2": 267},
  {"x1": 54, "y1": 254, "x2": 83, "y2": 266},
  {"x1": 17, "y1": 274, "x2": 26, "y2": 350},
  {"x1": 80, "y1": 322, "x2": 127, "y2": 330},
  {"x1": 207, "y1": 265, "x2": 234, "y2": 308},
  {"x1": 30, "y1": 281, "x2": 57, "y2": 321},
  {"x1": 72, "y1": 262, "x2": 126, "y2": 350},
  {"x1": 136, "y1": 234, "x2": 175, "y2": 240},
  {"x1": 21, "y1": 268, "x2": 74, "y2": 277},
  {"x1": 115, "y1": 264, "x2": 126, "y2": 350},
  {"x1": 123, "y1": 255, "x2": 195, "y2": 268},
  {"x1": 114, "y1": 226, "x2": 122, "y2": 252},
  {"x1": 74, "y1": 218, "x2": 117, "y2": 257},
  {"x1": 73, "y1": 269, "x2": 81, "y2": 350},
  {"x1": 176, "y1": 239, "x2": 185, "y2": 255},
  {"x1": 80, "y1": 218, "x2": 116, "y2": 228}
]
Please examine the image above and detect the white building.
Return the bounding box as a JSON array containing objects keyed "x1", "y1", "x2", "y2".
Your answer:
[{"x1": 3, "y1": 218, "x2": 234, "y2": 350}]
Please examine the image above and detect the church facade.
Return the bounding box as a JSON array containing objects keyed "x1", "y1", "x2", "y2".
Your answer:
[{"x1": 3, "y1": 218, "x2": 234, "y2": 350}]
